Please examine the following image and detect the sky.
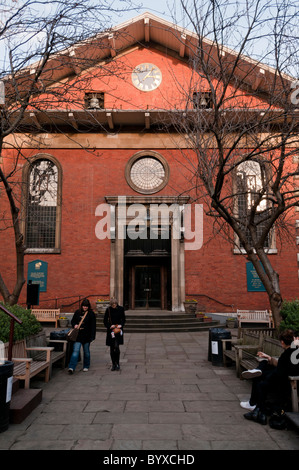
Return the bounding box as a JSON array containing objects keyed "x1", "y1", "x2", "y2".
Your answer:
[
  {"x1": 0, "y1": 0, "x2": 181, "y2": 72},
  {"x1": 109, "y1": 1, "x2": 273, "y2": 68},
  {"x1": 112, "y1": 0, "x2": 181, "y2": 23},
  {"x1": 114, "y1": 0, "x2": 298, "y2": 76},
  {"x1": 109, "y1": 0, "x2": 197, "y2": 30}
]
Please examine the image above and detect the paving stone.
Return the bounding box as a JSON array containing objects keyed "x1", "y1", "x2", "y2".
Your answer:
[
  {"x1": 125, "y1": 400, "x2": 185, "y2": 413},
  {"x1": 112, "y1": 424, "x2": 183, "y2": 440},
  {"x1": 10, "y1": 440, "x2": 75, "y2": 450},
  {"x1": 3, "y1": 329, "x2": 298, "y2": 451},
  {"x1": 111, "y1": 440, "x2": 143, "y2": 450},
  {"x1": 73, "y1": 439, "x2": 114, "y2": 450},
  {"x1": 94, "y1": 411, "x2": 149, "y2": 424},
  {"x1": 61, "y1": 424, "x2": 112, "y2": 440}
]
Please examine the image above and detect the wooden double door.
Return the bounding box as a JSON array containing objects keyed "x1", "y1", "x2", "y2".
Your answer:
[{"x1": 125, "y1": 261, "x2": 170, "y2": 310}]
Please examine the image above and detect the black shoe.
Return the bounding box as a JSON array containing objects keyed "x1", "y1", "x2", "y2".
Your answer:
[
  {"x1": 115, "y1": 364, "x2": 120, "y2": 371},
  {"x1": 244, "y1": 409, "x2": 257, "y2": 421},
  {"x1": 244, "y1": 408, "x2": 267, "y2": 425},
  {"x1": 111, "y1": 364, "x2": 116, "y2": 371},
  {"x1": 257, "y1": 412, "x2": 267, "y2": 425}
]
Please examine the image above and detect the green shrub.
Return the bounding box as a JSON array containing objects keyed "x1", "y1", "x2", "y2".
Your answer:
[
  {"x1": 0, "y1": 303, "x2": 42, "y2": 343},
  {"x1": 279, "y1": 299, "x2": 299, "y2": 335}
]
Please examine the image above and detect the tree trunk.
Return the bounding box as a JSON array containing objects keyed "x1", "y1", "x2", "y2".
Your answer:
[{"x1": 0, "y1": 163, "x2": 26, "y2": 306}]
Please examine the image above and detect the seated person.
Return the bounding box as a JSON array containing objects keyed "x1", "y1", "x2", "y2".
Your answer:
[{"x1": 240, "y1": 329, "x2": 299, "y2": 425}]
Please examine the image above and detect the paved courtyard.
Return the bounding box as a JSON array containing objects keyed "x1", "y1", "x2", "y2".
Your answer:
[{"x1": 0, "y1": 330, "x2": 298, "y2": 451}]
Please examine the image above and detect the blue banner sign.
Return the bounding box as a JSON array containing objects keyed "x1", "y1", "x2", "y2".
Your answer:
[
  {"x1": 27, "y1": 259, "x2": 48, "y2": 292},
  {"x1": 246, "y1": 261, "x2": 266, "y2": 292}
]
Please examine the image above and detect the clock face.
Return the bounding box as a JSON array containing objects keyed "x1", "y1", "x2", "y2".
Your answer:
[{"x1": 132, "y1": 63, "x2": 162, "y2": 92}]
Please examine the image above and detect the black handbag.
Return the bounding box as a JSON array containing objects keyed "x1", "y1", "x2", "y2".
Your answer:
[
  {"x1": 67, "y1": 311, "x2": 88, "y2": 341},
  {"x1": 269, "y1": 410, "x2": 287, "y2": 430}
]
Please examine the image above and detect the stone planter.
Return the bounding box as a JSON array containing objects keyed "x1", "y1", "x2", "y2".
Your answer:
[
  {"x1": 195, "y1": 313, "x2": 205, "y2": 321},
  {"x1": 96, "y1": 301, "x2": 110, "y2": 314},
  {"x1": 58, "y1": 319, "x2": 69, "y2": 328},
  {"x1": 183, "y1": 301, "x2": 198, "y2": 314},
  {"x1": 226, "y1": 319, "x2": 236, "y2": 328}
]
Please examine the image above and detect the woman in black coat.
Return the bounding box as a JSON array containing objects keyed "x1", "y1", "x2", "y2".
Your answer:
[
  {"x1": 68, "y1": 298, "x2": 96, "y2": 374},
  {"x1": 242, "y1": 329, "x2": 299, "y2": 425},
  {"x1": 104, "y1": 298, "x2": 126, "y2": 371}
]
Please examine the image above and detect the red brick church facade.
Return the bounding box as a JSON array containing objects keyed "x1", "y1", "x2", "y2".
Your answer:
[{"x1": 1, "y1": 13, "x2": 298, "y2": 313}]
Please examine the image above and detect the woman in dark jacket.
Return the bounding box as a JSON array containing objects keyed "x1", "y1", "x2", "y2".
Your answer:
[
  {"x1": 104, "y1": 298, "x2": 126, "y2": 371},
  {"x1": 68, "y1": 298, "x2": 96, "y2": 374}
]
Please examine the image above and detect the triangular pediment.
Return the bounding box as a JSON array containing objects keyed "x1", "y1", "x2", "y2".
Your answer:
[
  {"x1": 16, "y1": 12, "x2": 293, "y2": 96},
  {"x1": 5, "y1": 12, "x2": 296, "y2": 133}
]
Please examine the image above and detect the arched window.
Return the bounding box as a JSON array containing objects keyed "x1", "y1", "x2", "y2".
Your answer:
[
  {"x1": 25, "y1": 156, "x2": 61, "y2": 251},
  {"x1": 237, "y1": 160, "x2": 267, "y2": 212},
  {"x1": 235, "y1": 160, "x2": 274, "y2": 250}
]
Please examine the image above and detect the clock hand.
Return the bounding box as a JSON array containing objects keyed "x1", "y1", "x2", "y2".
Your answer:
[{"x1": 142, "y1": 68, "x2": 154, "y2": 81}]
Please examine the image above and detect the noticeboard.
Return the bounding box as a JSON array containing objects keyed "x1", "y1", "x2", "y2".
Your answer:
[
  {"x1": 27, "y1": 259, "x2": 48, "y2": 292},
  {"x1": 246, "y1": 261, "x2": 266, "y2": 292}
]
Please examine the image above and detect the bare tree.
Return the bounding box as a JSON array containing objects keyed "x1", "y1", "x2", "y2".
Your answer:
[
  {"x1": 0, "y1": 0, "x2": 139, "y2": 305},
  {"x1": 166, "y1": 0, "x2": 299, "y2": 328}
]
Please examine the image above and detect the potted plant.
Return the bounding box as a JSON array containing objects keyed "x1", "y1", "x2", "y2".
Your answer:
[
  {"x1": 95, "y1": 298, "x2": 110, "y2": 314},
  {"x1": 226, "y1": 317, "x2": 236, "y2": 328},
  {"x1": 183, "y1": 299, "x2": 198, "y2": 314},
  {"x1": 203, "y1": 315, "x2": 213, "y2": 322},
  {"x1": 58, "y1": 316, "x2": 69, "y2": 328},
  {"x1": 196, "y1": 312, "x2": 205, "y2": 319}
]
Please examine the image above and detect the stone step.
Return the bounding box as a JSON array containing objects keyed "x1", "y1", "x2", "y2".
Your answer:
[
  {"x1": 285, "y1": 412, "x2": 299, "y2": 429},
  {"x1": 96, "y1": 313, "x2": 220, "y2": 333},
  {"x1": 96, "y1": 317, "x2": 205, "y2": 325},
  {"x1": 10, "y1": 387, "x2": 43, "y2": 424}
]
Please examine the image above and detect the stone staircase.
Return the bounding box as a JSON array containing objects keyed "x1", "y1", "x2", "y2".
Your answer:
[{"x1": 96, "y1": 311, "x2": 220, "y2": 333}]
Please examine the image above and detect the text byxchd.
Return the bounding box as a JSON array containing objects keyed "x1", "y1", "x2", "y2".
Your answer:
[{"x1": 103, "y1": 454, "x2": 195, "y2": 467}]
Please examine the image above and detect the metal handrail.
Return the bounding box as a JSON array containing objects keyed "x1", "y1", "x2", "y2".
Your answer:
[
  {"x1": 186, "y1": 293, "x2": 234, "y2": 309},
  {"x1": 0, "y1": 304, "x2": 23, "y2": 361},
  {"x1": 60, "y1": 294, "x2": 109, "y2": 309},
  {"x1": 19, "y1": 294, "x2": 109, "y2": 310}
]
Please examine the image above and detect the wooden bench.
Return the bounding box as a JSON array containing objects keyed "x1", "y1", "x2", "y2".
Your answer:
[
  {"x1": 4, "y1": 339, "x2": 54, "y2": 389},
  {"x1": 27, "y1": 331, "x2": 68, "y2": 376},
  {"x1": 237, "y1": 310, "x2": 273, "y2": 337},
  {"x1": 222, "y1": 332, "x2": 263, "y2": 376},
  {"x1": 238, "y1": 327, "x2": 277, "y2": 338},
  {"x1": 238, "y1": 336, "x2": 283, "y2": 374},
  {"x1": 285, "y1": 412, "x2": 299, "y2": 428},
  {"x1": 31, "y1": 309, "x2": 60, "y2": 327}
]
